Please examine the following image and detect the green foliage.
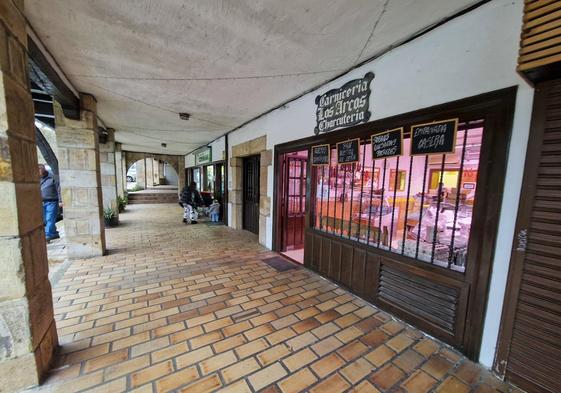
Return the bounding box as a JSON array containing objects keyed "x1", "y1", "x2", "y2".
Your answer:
[
  {"x1": 130, "y1": 184, "x2": 144, "y2": 192},
  {"x1": 103, "y1": 207, "x2": 116, "y2": 219},
  {"x1": 118, "y1": 195, "x2": 128, "y2": 212}
]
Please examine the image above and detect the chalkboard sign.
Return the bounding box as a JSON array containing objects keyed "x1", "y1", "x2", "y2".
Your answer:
[
  {"x1": 410, "y1": 118, "x2": 458, "y2": 156},
  {"x1": 337, "y1": 138, "x2": 360, "y2": 164},
  {"x1": 315, "y1": 72, "x2": 374, "y2": 135},
  {"x1": 311, "y1": 144, "x2": 330, "y2": 166},
  {"x1": 371, "y1": 128, "x2": 403, "y2": 159}
]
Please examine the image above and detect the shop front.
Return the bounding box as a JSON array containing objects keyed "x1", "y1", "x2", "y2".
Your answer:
[
  {"x1": 274, "y1": 88, "x2": 516, "y2": 359},
  {"x1": 186, "y1": 147, "x2": 226, "y2": 221}
]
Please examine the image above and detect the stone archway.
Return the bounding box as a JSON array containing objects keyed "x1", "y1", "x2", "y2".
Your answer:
[
  {"x1": 124, "y1": 152, "x2": 185, "y2": 194},
  {"x1": 229, "y1": 135, "x2": 272, "y2": 246}
]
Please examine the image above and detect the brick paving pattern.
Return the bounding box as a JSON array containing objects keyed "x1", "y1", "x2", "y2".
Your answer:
[{"x1": 29, "y1": 205, "x2": 523, "y2": 393}]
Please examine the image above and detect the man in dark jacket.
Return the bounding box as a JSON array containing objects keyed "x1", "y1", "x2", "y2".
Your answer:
[
  {"x1": 39, "y1": 164, "x2": 61, "y2": 241},
  {"x1": 180, "y1": 181, "x2": 203, "y2": 224}
]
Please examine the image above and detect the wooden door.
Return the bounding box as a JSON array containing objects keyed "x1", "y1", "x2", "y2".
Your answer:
[
  {"x1": 495, "y1": 79, "x2": 561, "y2": 393},
  {"x1": 280, "y1": 155, "x2": 307, "y2": 251},
  {"x1": 243, "y1": 155, "x2": 260, "y2": 235},
  {"x1": 215, "y1": 163, "x2": 225, "y2": 221}
]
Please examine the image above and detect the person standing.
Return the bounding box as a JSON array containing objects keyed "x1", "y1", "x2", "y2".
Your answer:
[
  {"x1": 180, "y1": 181, "x2": 203, "y2": 224},
  {"x1": 39, "y1": 164, "x2": 61, "y2": 241}
]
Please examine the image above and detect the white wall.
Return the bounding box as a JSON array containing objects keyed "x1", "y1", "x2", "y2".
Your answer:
[
  {"x1": 185, "y1": 136, "x2": 226, "y2": 168},
  {"x1": 164, "y1": 162, "x2": 179, "y2": 186},
  {"x1": 226, "y1": 0, "x2": 531, "y2": 366}
]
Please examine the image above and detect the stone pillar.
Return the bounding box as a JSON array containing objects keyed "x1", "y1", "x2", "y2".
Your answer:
[
  {"x1": 99, "y1": 128, "x2": 118, "y2": 217},
  {"x1": 153, "y1": 159, "x2": 160, "y2": 185},
  {"x1": 145, "y1": 158, "x2": 154, "y2": 188},
  {"x1": 159, "y1": 161, "x2": 165, "y2": 184},
  {"x1": 0, "y1": 2, "x2": 58, "y2": 390},
  {"x1": 136, "y1": 158, "x2": 146, "y2": 189},
  {"x1": 55, "y1": 94, "x2": 106, "y2": 258},
  {"x1": 259, "y1": 150, "x2": 272, "y2": 246},
  {"x1": 114, "y1": 143, "x2": 125, "y2": 198},
  {"x1": 122, "y1": 152, "x2": 127, "y2": 192},
  {"x1": 177, "y1": 156, "x2": 185, "y2": 195}
]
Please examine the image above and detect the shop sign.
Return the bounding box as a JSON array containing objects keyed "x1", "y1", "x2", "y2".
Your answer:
[
  {"x1": 311, "y1": 144, "x2": 330, "y2": 166},
  {"x1": 336, "y1": 138, "x2": 360, "y2": 164},
  {"x1": 314, "y1": 72, "x2": 374, "y2": 135},
  {"x1": 195, "y1": 147, "x2": 212, "y2": 165},
  {"x1": 371, "y1": 128, "x2": 403, "y2": 159},
  {"x1": 410, "y1": 118, "x2": 458, "y2": 156}
]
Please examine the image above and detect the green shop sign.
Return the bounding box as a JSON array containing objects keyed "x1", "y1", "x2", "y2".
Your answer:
[{"x1": 195, "y1": 147, "x2": 212, "y2": 165}]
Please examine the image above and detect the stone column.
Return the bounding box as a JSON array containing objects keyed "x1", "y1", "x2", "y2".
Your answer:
[
  {"x1": 0, "y1": 2, "x2": 58, "y2": 390},
  {"x1": 159, "y1": 161, "x2": 165, "y2": 184},
  {"x1": 121, "y1": 151, "x2": 127, "y2": 193},
  {"x1": 136, "y1": 158, "x2": 146, "y2": 189},
  {"x1": 145, "y1": 158, "x2": 154, "y2": 188},
  {"x1": 177, "y1": 156, "x2": 185, "y2": 195},
  {"x1": 153, "y1": 159, "x2": 160, "y2": 185},
  {"x1": 114, "y1": 142, "x2": 125, "y2": 198},
  {"x1": 259, "y1": 150, "x2": 272, "y2": 246},
  {"x1": 55, "y1": 94, "x2": 106, "y2": 258},
  {"x1": 99, "y1": 128, "x2": 118, "y2": 218}
]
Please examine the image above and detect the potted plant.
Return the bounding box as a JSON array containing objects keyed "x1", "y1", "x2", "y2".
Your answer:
[
  {"x1": 104, "y1": 207, "x2": 118, "y2": 227},
  {"x1": 118, "y1": 195, "x2": 128, "y2": 213}
]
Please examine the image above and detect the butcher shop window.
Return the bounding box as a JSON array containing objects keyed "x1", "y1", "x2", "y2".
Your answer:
[{"x1": 311, "y1": 120, "x2": 484, "y2": 273}]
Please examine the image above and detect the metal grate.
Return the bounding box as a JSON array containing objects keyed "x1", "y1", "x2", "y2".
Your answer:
[{"x1": 312, "y1": 120, "x2": 484, "y2": 272}]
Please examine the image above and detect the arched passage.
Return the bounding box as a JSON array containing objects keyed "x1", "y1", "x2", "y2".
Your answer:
[
  {"x1": 126, "y1": 159, "x2": 179, "y2": 190},
  {"x1": 123, "y1": 151, "x2": 185, "y2": 196}
]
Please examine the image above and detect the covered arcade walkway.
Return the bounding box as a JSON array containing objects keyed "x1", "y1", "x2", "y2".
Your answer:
[{"x1": 31, "y1": 204, "x2": 522, "y2": 393}]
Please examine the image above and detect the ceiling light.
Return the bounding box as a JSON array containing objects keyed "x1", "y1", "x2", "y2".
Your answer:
[{"x1": 179, "y1": 113, "x2": 190, "y2": 121}]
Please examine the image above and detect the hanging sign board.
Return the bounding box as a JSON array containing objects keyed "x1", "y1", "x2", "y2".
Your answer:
[
  {"x1": 371, "y1": 128, "x2": 403, "y2": 159},
  {"x1": 311, "y1": 144, "x2": 331, "y2": 166},
  {"x1": 336, "y1": 138, "x2": 360, "y2": 164},
  {"x1": 314, "y1": 72, "x2": 374, "y2": 135},
  {"x1": 195, "y1": 147, "x2": 212, "y2": 165},
  {"x1": 410, "y1": 118, "x2": 458, "y2": 156}
]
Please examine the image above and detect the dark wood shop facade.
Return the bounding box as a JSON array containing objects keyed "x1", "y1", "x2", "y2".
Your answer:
[{"x1": 272, "y1": 88, "x2": 517, "y2": 360}]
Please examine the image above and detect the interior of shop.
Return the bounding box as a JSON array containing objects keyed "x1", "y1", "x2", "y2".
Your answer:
[{"x1": 310, "y1": 121, "x2": 483, "y2": 272}]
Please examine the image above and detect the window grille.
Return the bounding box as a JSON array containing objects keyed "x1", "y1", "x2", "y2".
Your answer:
[{"x1": 311, "y1": 120, "x2": 484, "y2": 273}]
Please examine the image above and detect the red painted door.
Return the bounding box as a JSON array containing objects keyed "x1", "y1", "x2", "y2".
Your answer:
[{"x1": 281, "y1": 155, "x2": 307, "y2": 251}]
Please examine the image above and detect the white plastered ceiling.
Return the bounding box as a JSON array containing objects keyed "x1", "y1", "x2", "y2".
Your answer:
[{"x1": 26, "y1": 0, "x2": 479, "y2": 155}]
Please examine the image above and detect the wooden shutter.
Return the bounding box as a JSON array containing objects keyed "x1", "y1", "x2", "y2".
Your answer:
[
  {"x1": 496, "y1": 79, "x2": 561, "y2": 393},
  {"x1": 518, "y1": 0, "x2": 561, "y2": 81}
]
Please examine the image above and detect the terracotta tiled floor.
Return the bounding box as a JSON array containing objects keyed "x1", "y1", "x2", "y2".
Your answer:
[{"x1": 29, "y1": 204, "x2": 523, "y2": 393}]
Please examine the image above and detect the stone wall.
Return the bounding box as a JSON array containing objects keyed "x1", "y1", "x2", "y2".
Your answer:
[
  {"x1": 135, "y1": 158, "x2": 146, "y2": 189},
  {"x1": 55, "y1": 95, "x2": 106, "y2": 259},
  {"x1": 115, "y1": 143, "x2": 125, "y2": 198},
  {"x1": 145, "y1": 157, "x2": 154, "y2": 187},
  {"x1": 229, "y1": 136, "x2": 272, "y2": 246},
  {"x1": 99, "y1": 128, "x2": 118, "y2": 215},
  {"x1": 0, "y1": 1, "x2": 58, "y2": 390}
]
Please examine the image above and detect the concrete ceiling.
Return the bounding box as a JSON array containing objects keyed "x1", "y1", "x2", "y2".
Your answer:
[{"x1": 26, "y1": 0, "x2": 479, "y2": 155}]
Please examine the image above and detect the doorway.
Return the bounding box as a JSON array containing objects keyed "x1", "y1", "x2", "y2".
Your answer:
[
  {"x1": 242, "y1": 155, "x2": 260, "y2": 235},
  {"x1": 278, "y1": 150, "x2": 308, "y2": 263},
  {"x1": 495, "y1": 79, "x2": 561, "y2": 393}
]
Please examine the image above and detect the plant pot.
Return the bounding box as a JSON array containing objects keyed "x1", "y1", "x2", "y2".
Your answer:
[{"x1": 104, "y1": 216, "x2": 119, "y2": 227}]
